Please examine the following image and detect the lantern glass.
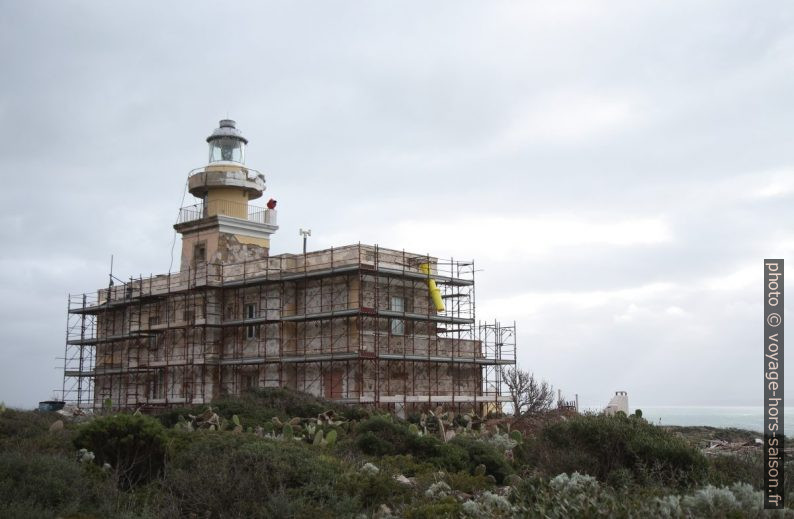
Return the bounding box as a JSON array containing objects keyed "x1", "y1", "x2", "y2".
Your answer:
[{"x1": 208, "y1": 137, "x2": 245, "y2": 163}]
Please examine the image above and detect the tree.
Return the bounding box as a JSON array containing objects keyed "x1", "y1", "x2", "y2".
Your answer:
[{"x1": 501, "y1": 367, "x2": 555, "y2": 417}]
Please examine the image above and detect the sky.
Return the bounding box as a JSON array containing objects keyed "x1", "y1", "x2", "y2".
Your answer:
[{"x1": 1, "y1": 0, "x2": 793, "y2": 409}]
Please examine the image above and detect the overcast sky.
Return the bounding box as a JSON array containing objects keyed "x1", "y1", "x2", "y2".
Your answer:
[{"x1": 1, "y1": 1, "x2": 793, "y2": 409}]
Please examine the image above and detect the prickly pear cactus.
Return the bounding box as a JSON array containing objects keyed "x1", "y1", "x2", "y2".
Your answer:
[
  {"x1": 325, "y1": 429, "x2": 337, "y2": 448},
  {"x1": 509, "y1": 430, "x2": 523, "y2": 445}
]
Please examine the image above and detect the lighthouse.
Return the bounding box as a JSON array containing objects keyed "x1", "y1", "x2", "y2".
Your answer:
[
  {"x1": 60, "y1": 118, "x2": 516, "y2": 414},
  {"x1": 174, "y1": 119, "x2": 278, "y2": 270}
]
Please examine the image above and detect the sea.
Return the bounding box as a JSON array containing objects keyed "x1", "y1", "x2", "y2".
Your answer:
[{"x1": 619, "y1": 406, "x2": 794, "y2": 437}]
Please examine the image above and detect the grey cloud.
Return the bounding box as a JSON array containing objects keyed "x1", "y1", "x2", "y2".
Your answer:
[{"x1": 1, "y1": 0, "x2": 793, "y2": 408}]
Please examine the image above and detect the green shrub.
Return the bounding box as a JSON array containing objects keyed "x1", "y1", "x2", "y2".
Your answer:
[
  {"x1": 73, "y1": 414, "x2": 168, "y2": 489},
  {"x1": 356, "y1": 415, "x2": 413, "y2": 454},
  {"x1": 379, "y1": 454, "x2": 437, "y2": 477},
  {"x1": 446, "y1": 470, "x2": 493, "y2": 493},
  {"x1": 0, "y1": 409, "x2": 76, "y2": 455},
  {"x1": 217, "y1": 387, "x2": 356, "y2": 421},
  {"x1": 527, "y1": 414, "x2": 707, "y2": 487},
  {"x1": 354, "y1": 417, "x2": 511, "y2": 482},
  {"x1": 337, "y1": 471, "x2": 411, "y2": 512},
  {"x1": 451, "y1": 435, "x2": 514, "y2": 484},
  {"x1": 430, "y1": 443, "x2": 470, "y2": 473},
  {"x1": 0, "y1": 451, "x2": 84, "y2": 514},
  {"x1": 357, "y1": 430, "x2": 396, "y2": 456},
  {"x1": 355, "y1": 417, "x2": 472, "y2": 474},
  {"x1": 606, "y1": 467, "x2": 634, "y2": 489},
  {"x1": 0, "y1": 409, "x2": 57, "y2": 439},
  {"x1": 404, "y1": 497, "x2": 462, "y2": 519},
  {"x1": 0, "y1": 451, "x2": 124, "y2": 518},
  {"x1": 707, "y1": 452, "x2": 763, "y2": 489},
  {"x1": 160, "y1": 432, "x2": 355, "y2": 518},
  {"x1": 156, "y1": 388, "x2": 363, "y2": 428}
]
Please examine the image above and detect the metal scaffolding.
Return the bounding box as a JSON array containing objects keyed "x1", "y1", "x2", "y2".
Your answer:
[{"x1": 60, "y1": 244, "x2": 516, "y2": 414}]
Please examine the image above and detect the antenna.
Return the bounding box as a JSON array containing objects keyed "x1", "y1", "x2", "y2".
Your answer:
[
  {"x1": 108, "y1": 255, "x2": 125, "y2": 287},
  {"x1": 299, "y1": 228, "x2": 312, "y2": 255}
]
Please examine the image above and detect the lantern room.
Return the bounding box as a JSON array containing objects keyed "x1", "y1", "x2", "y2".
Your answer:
[{"x1": 207, "y1": 119, "x2": 247, "y2": 164}]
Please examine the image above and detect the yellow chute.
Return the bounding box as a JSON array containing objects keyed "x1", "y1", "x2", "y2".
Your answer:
[{"x1": 419, "y1": 263, "x2": 445, "y2": 312}]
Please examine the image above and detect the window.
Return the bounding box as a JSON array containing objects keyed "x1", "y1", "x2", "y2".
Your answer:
[
  {"x1": 390, "y1": 296, "x2": 405, "y2": 336},
  {"x1": 193, "y1": 243, "x2": 206, "y2": 265},
  {"x1": 148, "y1": 334, "x2": 165, "y2": 361},
  {"x1": 242, "y1": 372, "x2": 257, "y2": 391},
  {"x1": 149, "y1": 369, "x2": 165, "y2": 399},
  {"x1": 245, "y1": 303, "x2": 257, "y2": 339}
]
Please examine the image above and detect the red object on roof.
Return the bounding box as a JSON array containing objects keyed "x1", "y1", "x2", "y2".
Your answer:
[{"x1": 267, "y1": 198, "x2": 277, "y2": 209}]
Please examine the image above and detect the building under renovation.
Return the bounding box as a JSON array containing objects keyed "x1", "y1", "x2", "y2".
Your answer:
[{"x1": 61, "y1": 120, "x2": 516, "y2": 414}]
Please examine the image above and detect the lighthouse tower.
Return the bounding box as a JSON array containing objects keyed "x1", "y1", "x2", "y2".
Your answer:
[{"x1": 174, "y1": 120, "x2": 278, "y2": 270}]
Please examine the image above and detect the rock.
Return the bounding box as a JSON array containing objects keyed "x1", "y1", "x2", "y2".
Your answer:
[
  {"x1": 394, "y1": 474, "x2": 412, "y2": 486},
  {"x1": 373, "y1": 504, "x2": 393, "y2": 519},
  {"x1": 49, "y1": 419, "x2": 64, "y2": 432}
]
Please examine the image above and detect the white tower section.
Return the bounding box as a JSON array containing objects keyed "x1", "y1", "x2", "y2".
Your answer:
[{"x1": 604, "y1": 391, "x2": 629, "y2": 416}]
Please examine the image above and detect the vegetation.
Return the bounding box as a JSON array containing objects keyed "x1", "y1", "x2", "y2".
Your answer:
[
  {"x1": 501, "y1": 367, "x2": 555, "y2": 416},
  {"x1": 1, "y1": 389, "x2": 791, "y2": 517},
  {"x1": 519, "y1": 412, "x2": 709, "y2": 488},
  {"x1": 73, "y1": 413, "x2": 168, "y2": 489}
]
